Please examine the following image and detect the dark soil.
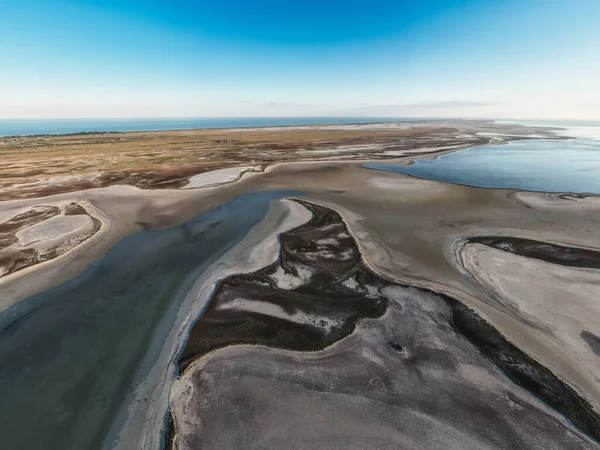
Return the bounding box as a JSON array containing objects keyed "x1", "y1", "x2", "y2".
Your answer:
[
  {"x1": 179, "y1": 201, "x2": 389, "y2": 371},
  {"x1": 470, "y1": 236, "x2": 600, "y2": 269},
  {"x1": 177, "y1": 200, "x2": 600, "y2": 444}
]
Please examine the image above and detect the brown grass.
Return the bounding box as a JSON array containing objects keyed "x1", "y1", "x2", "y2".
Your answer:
[{"x1": 0, "y1": 125, "x2": 475, "y2": 200}]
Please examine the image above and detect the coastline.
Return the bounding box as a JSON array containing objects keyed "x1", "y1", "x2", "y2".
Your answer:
[
  {"x1": 0, "y1": 121, "x2": 498, "y2": 299},
  {"x1": 0, "y1": 117, "x2": 435, "y2": 138},
  {"x1": 169, "y1": 199, "x2": 600, "y2": 449},
  {"x1": 307, "y1": 194, "x2": 600, "y2": 410},
  {"x1": 109, "y1": 198, "x2": 312, "y2": 450},
  {"x1": 2, "y1": 119, "x2": 599, "y2": 449},
  {"x1": 0, "y1": 119, "x2": 561, "y2": 202}
]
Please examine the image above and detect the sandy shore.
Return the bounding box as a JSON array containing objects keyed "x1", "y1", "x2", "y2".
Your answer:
[
  {"x1": 109, "y1": 198, "x2": 312, "y2": 450},
  {"x1": 259, "y1": 163, "x2": 600, "y2": 411},
  {"x1": 170, "y1": 200, "x2": 599, "y2": 450},
  {"x1": 0, "y1": 119, "x2": 561, "y2": 201},
  {"x1": 0, "y1": 120, "x2": 597, "y2": 449}
]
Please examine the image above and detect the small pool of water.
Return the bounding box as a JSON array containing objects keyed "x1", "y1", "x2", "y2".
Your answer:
[{"x1": 364, "y1": 137, "x2": 600, "y2": 194}]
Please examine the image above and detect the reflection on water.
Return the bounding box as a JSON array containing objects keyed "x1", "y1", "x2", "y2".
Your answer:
[{"x1": 364, "y1": 137, "x2": 600, "y2": 194}]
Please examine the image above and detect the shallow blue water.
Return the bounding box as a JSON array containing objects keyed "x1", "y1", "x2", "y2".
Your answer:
[
  {"x1": 0, "y1": 117, "x2": 428, "y2": 136},
  {"x1": 0, "y1": 190, "x2": 300, "y2": 450},
  {"x1": 365, "y1": 137, "x2": 600, "y2": 194}
]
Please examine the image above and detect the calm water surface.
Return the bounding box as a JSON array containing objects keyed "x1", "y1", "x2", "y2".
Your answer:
[
  {"x1": 0, "y1": 117, "x2": 427, "y2": 136},
  {"x1": 365, "y1": 123, "x2": 600, "y2": 194},
  {"x1": 0, "y1": 190, "x2": 298, "y2": 450}
]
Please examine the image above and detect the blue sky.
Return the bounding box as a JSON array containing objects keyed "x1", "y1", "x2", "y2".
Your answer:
[{"x1": 1, "y1": 0, "x2": 599, "y2": 119}]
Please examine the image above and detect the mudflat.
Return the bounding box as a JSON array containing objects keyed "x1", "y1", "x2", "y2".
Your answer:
[
  {"x1": 0, "y1": 120, "x2": 598, "y2": 450},
  {"x1": 171, "y1": 200, "x2": 600, "y2": 450}
]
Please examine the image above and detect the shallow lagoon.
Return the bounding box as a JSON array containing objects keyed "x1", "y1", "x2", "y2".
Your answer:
[
  {"x1": 0, "y1": 190, "x2": 298, "y2": 450},
  {"x1": 365, "y1": 137, "x2": 600, "y2": 194}
]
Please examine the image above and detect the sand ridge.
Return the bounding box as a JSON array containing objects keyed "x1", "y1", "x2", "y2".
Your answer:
[{"x1": 0, "y1": 120, "x2": 595, "y2": 450}]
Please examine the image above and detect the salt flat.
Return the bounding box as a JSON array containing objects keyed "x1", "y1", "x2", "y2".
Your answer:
[{"x1": 0, "y1": 120, "x2": 598, "y2": 450}]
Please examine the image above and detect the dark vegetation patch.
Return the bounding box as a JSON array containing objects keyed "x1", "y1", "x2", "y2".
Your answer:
[
  {"x1": 558, "y1": 193, "x2": 599, "y2": 200},
  {"x1": 470, "y1": 236, "x2": 600, "y2": 269},
  {"x1": 163, "y1": 413, "x2": 175, "y2": 450},
  {"x1": 177, "y1": 200, "x2": 600, "y2": 444},
  {"x1": 449, "y1": 297, "x2": 600, "y2": 442},
  {"x1": 0, "y1": 203, "x2": 100, "y2": 278},
  {"x1": 0, "y1": 234, "x2": 18, "y2": 251},
  {"x1": 178, "y1": 201, "x2": 388, "y2": 371},
  {"x1": 64, "y1": 202, "x2": 88, "y2": 215},
  {"x1": 0, "y1": 248, "x2": 39, "y2": 276},
  {"x1": 0, "y1": 206, "x2": 60, "y2": 272},
  {"x1": 0, "y1": 165, "x2": 230, "y2": 201},
  {"x1": 0, "y1": 205, "x2": 59, "y2": 235},
  {"x1": 1, "y1": 127, "x2": 494, "y2": 201},
  {"x1": 581, "y1": 331, "x2": 600, "y2": 357}
]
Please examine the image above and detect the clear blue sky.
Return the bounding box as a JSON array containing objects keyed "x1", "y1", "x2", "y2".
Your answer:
[{"x1": 1, "y1": 0, "x2": 599, "y2": 119}]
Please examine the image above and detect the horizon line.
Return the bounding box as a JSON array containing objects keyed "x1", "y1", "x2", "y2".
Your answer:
[{"x1": 0, "y1": 116, "x2": 598, "y2": 122}]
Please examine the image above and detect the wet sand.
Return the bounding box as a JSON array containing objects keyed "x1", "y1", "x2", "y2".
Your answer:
[
  {"x1": 3, "y1": 162, "x2": 600, "y2": 450},
  {"x1": 178, "y1": 201, "x2": 388, "y2": 372},
  {"x1": 171, "y1": 200, "x2": 600, "y2": 449},
  {"x1": 0, "y1": 201, "x2": 102, "y2": 283},
  {"x1": 468, "y1": 236, "x2": 600, "y2": 268},
  {"x1": 0, "y1": 191, "x2": 316, "y2": 450},
  {"x1": 113, "y1": 197, "x2": 312, "y2": 450},
  {"x1": 0, "y1": 120, "x2": 598, "y2": 450}
]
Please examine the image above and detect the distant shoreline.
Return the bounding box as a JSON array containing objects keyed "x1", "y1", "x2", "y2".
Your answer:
[
  {"x1": 2, "y1": 117, "x2": 599, "y2": 138},
  {"x1": 0, "y1": 117, "x2": 444, "y2": 137}
]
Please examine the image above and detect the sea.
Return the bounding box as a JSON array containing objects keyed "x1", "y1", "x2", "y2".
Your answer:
[
  {"x1": 365, "y1": 120, "x2": 600, "y2": 195},
  {"x1": 3, "y1": 117, "x2": 599, "y2": 194},
  {"x1": 0, "y1": 117, "x2": 424, "y2": 137}
]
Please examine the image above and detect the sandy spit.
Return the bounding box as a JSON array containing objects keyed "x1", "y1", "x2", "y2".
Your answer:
[{"x1": 108, "y1": 198, "x2": 312, "y2": 450}]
